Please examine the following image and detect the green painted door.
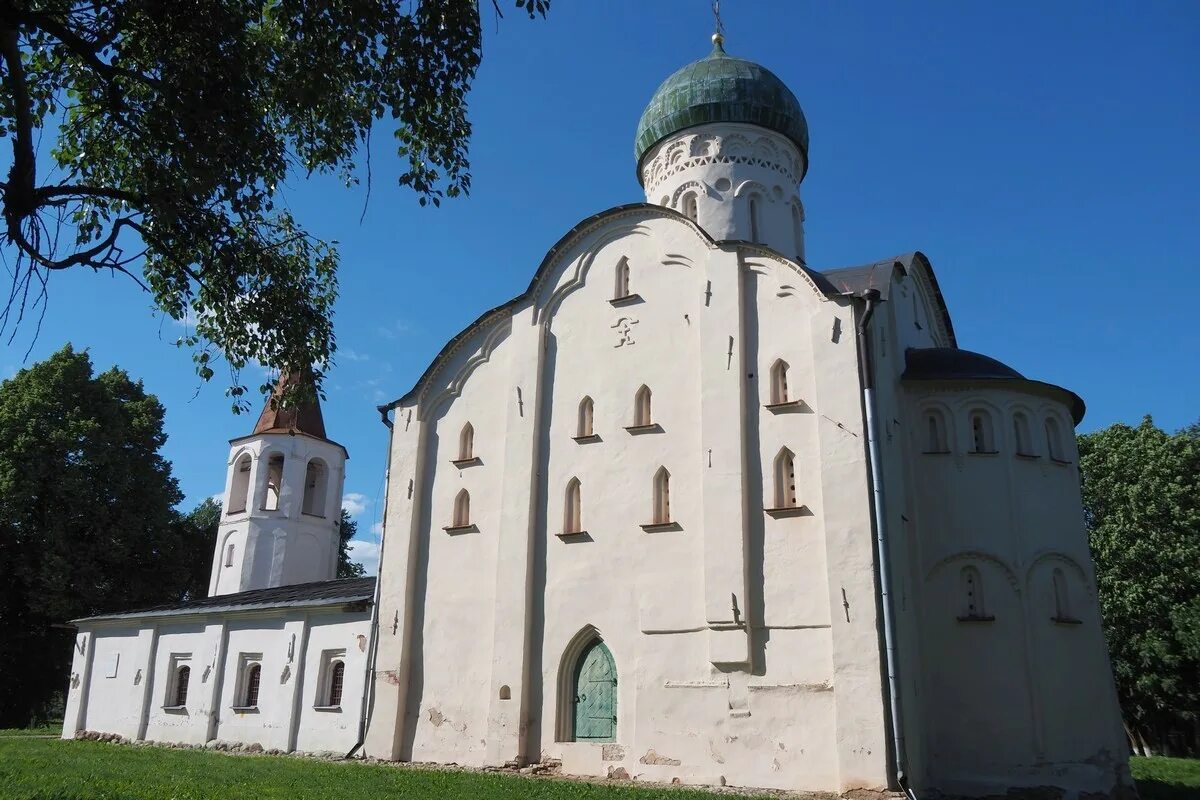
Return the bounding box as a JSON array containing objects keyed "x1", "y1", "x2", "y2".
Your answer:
[{"x1": 572, "y1": 640, "x2": 617, "y2": 742}]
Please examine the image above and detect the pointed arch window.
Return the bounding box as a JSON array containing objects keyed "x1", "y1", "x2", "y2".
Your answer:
[
  {"x1": 768, "y1": 359, "x2": 791, "y2": 406},
  {"x1": 924, "y1": 410, "x2": 950, "y2": 454},
  {"x1": 957, "y1": 565, "x2": 993, "y2": 622},
  {"x1": 562, "y1": 478, "x2": 583, "y2": 535},
  {"x1": 228, "y1": 454, "x2": 252, "y2": 514},
  {"x1": 614, "y1": 258, "x2": 631, "y2": 299},
  {"x1": 302, "y1": 458, "x2": 329, "y2": 516},
  {"x1": 748, "y1": 195, "x2": 761, "y2": 243},
  {"x1": 773, "y1": 448, "x2": 798, "y2": 509},
  {"x1": 459, "y1": 423, "x2": 475, "y2": 461},
  {"x1": 633, "y1": 385, "x2": 652, "y2": 427},
  {"x1": 261, "y1": 453, "x2": 284, "y2": 511},
  {"x1": 682, "y1": 191, "x2": 698, "y2": 223},
  {"x1": 969, "y1": 411, "x2": 996, "y2": 454},
  {"x1": 1045, "y1": 417, "x2": 1066, "y2": 462},
  {"x1": 1013, "y1": 413, "x2": 1035, "y2": 457},
  {"x1": 652, "y1": 467, "x2": 670, "y2": 524},
  {"x1": 452, "y1": 489, "x2": 471, "y2": 528},
  {"x1": 575, "y1": 396, "x2": 595, "y2": 439}
]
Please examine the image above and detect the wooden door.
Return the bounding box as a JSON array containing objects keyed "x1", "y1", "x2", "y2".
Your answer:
[{"x1": 572, "y1": 640, "x2": 616, "y2": 742}]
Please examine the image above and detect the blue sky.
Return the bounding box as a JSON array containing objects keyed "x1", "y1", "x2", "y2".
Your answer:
[{"x1": 3, "y1": 2, "x2": 1197, "y2": 573}]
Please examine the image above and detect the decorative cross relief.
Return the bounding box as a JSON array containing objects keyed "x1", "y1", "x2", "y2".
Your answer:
[{"x1": 612, "y1": 317, "x2": 639, "y2": 348}]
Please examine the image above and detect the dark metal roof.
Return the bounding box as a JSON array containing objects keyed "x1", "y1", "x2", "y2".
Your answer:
[
  {"x1": 820, "y1": 252, "x2": 957, "y2": 347},
  {"x1": 902, "y1": 347, "x2": 1086, "y2": 423},
  {"x1": 253, "y1": 369, "x2": 328, "y2": 439},
  {"x1": 635, "y1": 40, "x2": 809, "y2": 181},
  {"x1": 74, "y1": 577, "x2": 375, "y2": 623}
]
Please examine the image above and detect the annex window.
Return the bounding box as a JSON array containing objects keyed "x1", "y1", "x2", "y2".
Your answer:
[
  {"x1": 682, "y1": 191, "x2": 698, "y2": 223},
  {"x1": 633, "y1": 385, "x2": 652, "y2": 427},
  {"x1": 228, "y1": 454, "x2": 252, "y2": 514},
  {"x1": 262, "y1": 453, "x2": 284, "y2": 511},
  {"x1": 769, "y1": 359, "x2": 790, "y2": 405},
  {"x1": 969, "y1": 411, "x2": 996, "y2": 454},
  {"x1": 236, "y1": 654, "x2": 262, "y2": 709},
  {"x1": 458, "y1": 422, "x2": 475, "y2": 461},
  {"x1": 452, "y1": 489, "x2": 471, "y2": 528},
  {"x1": 1045, "y1": 417, "x2": 1065, "y2": 461},
  {"x1": 316, "y1": 649, "x2": 347, "y2": 709},
  {"x1": 773, "y1": 447, "x2": 798, "y2": 509},
  {"x1": 652, "y1": 467, "x2": 671, "y2": 524},
  {"x1": 166, "y1": 655, "x2": 191, "y2": 709},
  {"x1": 577, "y1": 396, "x2": 594, "y2": 438},
  {"x1": 563, "y1": 478, "x2": 582, "y2": 534},
  {"x1": 302, "y1": 458, "x2": 328, "y2": 517},
  {"x1": 614, "y1": 258, "x2": 631, "y2": 299},
  {"x1": 1013, "y1": 413, "x2": 1034, "y2": 456},
  {"x1": 924, "y1": 410, "x2": 949, "y2": 453},
  {"x1": 748, "y1": 195, "x2": 762, "y2": 243},
  {"x1": 957, "y1": 566, "x2": 991, "y2": 621}
]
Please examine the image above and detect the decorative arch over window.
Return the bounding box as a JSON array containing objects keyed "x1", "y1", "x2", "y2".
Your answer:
[
  {"x1": 302, "y1": 458, "x2": 329, "y2": 517},
  {"x1": 576, "y1": 396, "x2": 595, "y2": 439},
  {"x1": 633, "y1": 385, "x2": 652, "y2": 427},
  {"x1": 681, "y1": 191, "x2": 698, "y2": 222},
  {"x1": 969, "y1": 410, "x2": 996, "y2": 454},
  {"x1": 261, "y1": 453, "x2": 284, "y2": 511},
  {"x1": 614, "y1": 257, "x2": 631, "y2": 299},
  {"x1": 748, "y1": 194, "x2": 762, "y2": 243},
  {"x1": 957, "y1": 565, "x2": 993, "y2": 622},
  {"x1": 773, "y1": 447, "x2": 797, "y2": 509},
  {"x1": 563, "y1": 478, "x2": 583, "y2": 535},
  {"x1": 924, "y1": 409, "x2": 950, "y2": 454},
  {"x1": 228, "y1": 453, "x2": 252, "y2": 514},
  {"x1": 1045, "y1": 417, "x2": 1066, "y2": 462},
  {"x1": 769, "y1": 359, "x2": 790, "y2": 405},
  {"x1": 652, "y1": 467, "x2": 671, "y2": 525},
  {"x1": 1013, "y1": 413, "x2": 1035, "y2": 457},
  {"x1": 458, "y1": 422, "x2": 475, "y2": 461}
]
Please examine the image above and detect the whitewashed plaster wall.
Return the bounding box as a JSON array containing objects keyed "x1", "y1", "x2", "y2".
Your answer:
[
  {"x1": 63, "y1": 608, "x2": 370, "y2": 755},
  {"x1": 211, "y1": 432, "x2": 347, "y2": 596},
  {"x1": 364, "y1": 207, "x2": 890, "y2": 792}
]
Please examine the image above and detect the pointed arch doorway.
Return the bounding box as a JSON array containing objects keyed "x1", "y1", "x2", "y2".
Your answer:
[{"x1": 572, "y1": 639, "x2": 616, "y2": 742}]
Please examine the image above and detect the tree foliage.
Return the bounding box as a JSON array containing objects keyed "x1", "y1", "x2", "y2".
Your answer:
[
  {"x1": 1079, "y1": 416, "x2": 1200, "y2": 754},
  {"x1": 337, "y1": 508, "x2": 366, "y2": 579},
  {"x1": 0, "y1": 344, "x2": 216, "y2": 726},
  {"x1": 0, "y1": 1, "x2": 548, "y2": 411}
]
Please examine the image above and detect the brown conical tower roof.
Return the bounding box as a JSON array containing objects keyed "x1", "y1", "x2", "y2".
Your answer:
[{"x1": 252, "y1": 369, "x2": 327, "y2": 439}]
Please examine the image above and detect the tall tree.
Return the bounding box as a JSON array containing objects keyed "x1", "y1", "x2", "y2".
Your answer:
[
  {"x1": 1079, "y1": 416, "x2": 1200, "y2": 756},
  {"x1": 0, "y1": 1, "x2": 548, "y2": 411},
  {"x1": 337, "y1": 509, "x2": 366, "y2": 579},
  {"x1": 0, "y1": 345, "x2": 189, "y2": 726},
  {"x1": 178, "y1": 497, "x2": 222, "y2": 600}
]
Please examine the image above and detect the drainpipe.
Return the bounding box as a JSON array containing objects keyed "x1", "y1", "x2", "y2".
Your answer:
[
  {"x1": 345, "y1": 405, "x2": 394, "y2": 759},
  {"x1": 856, "y1": 289, "x2": 914, "y2": 797}
]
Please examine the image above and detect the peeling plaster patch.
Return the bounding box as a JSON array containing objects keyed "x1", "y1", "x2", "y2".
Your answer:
[
  {"x1": 601, "y1": 744, "x2": 625, "y2": 761},
  {"x1": 709, "y1": 740, "x2": 725, "y2": 764},
  {"x1": 778, "y1": 741, "x2": 786, "y2": 750},
  {"x1": 427, "y1": 707, "x2": 445, "y2": 727},
  {"x1": 381, "y1": 669, "x2": 401, "y2": 686},
  {"x1": 772, "y1": 758, "x2": 781, "y2": 772},
  {"x1": 357, "y1": 635, "x2": 368, "y2": 652},
  {"x1": 639, "y1": 749, "x2": 681, "y2": 766}
]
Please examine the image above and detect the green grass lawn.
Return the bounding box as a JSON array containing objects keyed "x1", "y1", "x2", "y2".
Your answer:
[
  {"x1": 0, "y1": 738, "x2": 772, "y2": 800},
  {"x1": 1130, "y1": 756, "x2": 1200, "y2": 800},
  {"x1": 0, "y1": 723, "x2": 60, "y2": 737}
]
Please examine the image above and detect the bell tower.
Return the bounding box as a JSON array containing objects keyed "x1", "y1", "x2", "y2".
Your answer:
[{"x1": 208, "y1": 370, "x2": 349, "y2": 596}]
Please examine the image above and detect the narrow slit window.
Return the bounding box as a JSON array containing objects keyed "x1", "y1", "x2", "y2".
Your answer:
[
  {"x1": 564, "y1": 478, "x2": 582, "y2": 534},
  {"x1": 969, "y1": 411, "x2": 995, "y2": 454},
  {"x1": 1013, "y1": 413, "x2": 1034, "y2": 456},
  {"x1": 1052, "y1": 568, "x2": 1070, "y2": 620},
  {"x1": 774, "y1": 448, "x2": 797, "y2": 508},
  {"x1": 634, "y1": 385, "x2": 652, "y2": 427},
  {"x1": 614, "y1": 258, "x2": 631, "y2": 299},
  {"x1": 224, "y1": 543, "x2": 235, "y2": 568},
  {"x1": 459, "y1": 423, "x2": 475, "y2": 461},
  {"x1": 242, "y1": 663, "x2": 261, "y2": 707},
  {"x1": 791, "y1": 204, "x2": 804, "y2": 261},
  {"x1": 262, "y1": 453, "x2": 284, "y2": 511},
  {"x1": 682, "y1": 191, "x2": 698, "y2": 222},
  {"x1": 453, "y1": 489, "x2": 471, "y2": 528},
  {"x1": 748, "y1": 195, "x2": 761, "y2": 243},
  {"x1": 173, "y1": 665, "x2": 190, "y2": 707},
  {"x1": 960, "y1": 566, "x2": 987, "y2": 620},
  {"x1": 228, "y1": 454, "x2": 251, "y2": 514},
  {"x1": 770, "y1": 359, "x2": 790, "y2": 405},
  {"x1": 327, "y1": 660, "x2": 344, "y2": 706},
  {"x1": 925, "y1": 411, "x2": 948, "y2": 453},
  {"x1": 652, "y1": 467, "x2": 671, "y2": 524},
  {"x1": 577, "y1": 397, "x2": 594, "y2": 437},
  {"x1": 1045, "y1": 417, "x2": 1065, "y2": 461}
]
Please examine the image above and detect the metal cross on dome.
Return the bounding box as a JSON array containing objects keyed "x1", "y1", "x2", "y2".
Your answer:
[{"x1": 712, "y1": 1, "x2": 725, "y2": 42}]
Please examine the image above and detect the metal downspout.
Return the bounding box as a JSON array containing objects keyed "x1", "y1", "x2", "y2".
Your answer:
[
  {"x1": 856, "y1": 289, "x2": 914, "y2": 797},
  {"x1": 344, "y1": 407, "x2": 395, "y2": 759}
]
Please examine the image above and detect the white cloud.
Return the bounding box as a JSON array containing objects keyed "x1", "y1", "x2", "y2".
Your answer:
[
  {"x1": 346, "y1": 538, "x2": 380, "y2": 576},
  {"x1": 342, "y1": 492, "x2": 369, "y2": 517},
  {"x1": 340, "y1": 348, "x2": 370, "y2": 363},
  {"x1": 370, "y1": 521, "x2": 383, "y2": 537},
  {"x1": 210, "y1": 493, "x2": 225, "y2": 505},
  {"x1": 376, "y1": 320, "x2": 411, "y2": 340}
]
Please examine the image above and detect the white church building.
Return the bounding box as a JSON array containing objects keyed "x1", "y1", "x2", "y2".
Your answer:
[{"x1": 65, "y1": 35, "x2": 1133, "y2": 798}]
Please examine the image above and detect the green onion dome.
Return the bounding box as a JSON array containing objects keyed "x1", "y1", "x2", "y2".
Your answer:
[{"x1": 634, "y1": 37, "x2": 810, "y2": 181}]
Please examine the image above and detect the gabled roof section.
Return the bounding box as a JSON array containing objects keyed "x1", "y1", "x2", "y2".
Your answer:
[
  {"x1": 74, "y1": 577, "x2": 376, "y2": 623},
  {"x1": 252, "y1": 368, "x2": 327, "y2": 439},
  {"x1": 820, "y1": 252, "x2": 957, "y2": 347}
]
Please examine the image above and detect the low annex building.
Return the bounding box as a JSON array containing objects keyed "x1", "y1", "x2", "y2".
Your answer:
[
  {"x1": 63, "y1": 375, "x2": 375, "y2": 755},
  {"x1": 359, "y1": 35, "x2": 1133, "y2": 798}
]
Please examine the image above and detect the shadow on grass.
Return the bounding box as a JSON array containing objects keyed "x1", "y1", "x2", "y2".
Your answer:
[{"x1": 1135, "y1": 780, "x2": 1200, "y2": 800}]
